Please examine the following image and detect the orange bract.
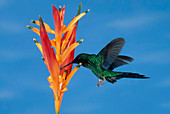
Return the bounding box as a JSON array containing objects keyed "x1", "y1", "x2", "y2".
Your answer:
[{"x1": 27, "y1": 3, "x2": 89, "y2": 114}]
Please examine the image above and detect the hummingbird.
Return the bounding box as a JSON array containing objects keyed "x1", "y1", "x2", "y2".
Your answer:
[{"x1": 61, "y1": 38, "x2": 149, "y2": 87}]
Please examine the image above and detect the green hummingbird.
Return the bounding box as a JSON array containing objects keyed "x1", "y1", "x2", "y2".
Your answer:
[{"x1": 61, "y1": 38, "x2": 149, "y2": 87}]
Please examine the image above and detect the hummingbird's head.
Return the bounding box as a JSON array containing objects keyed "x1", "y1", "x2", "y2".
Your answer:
[
  {"x1": 60, "y1": 53, "x2": 87, "y2": 70},
  {"x1": 72, "y1": 53, "x2": 85, "y2": 64}
]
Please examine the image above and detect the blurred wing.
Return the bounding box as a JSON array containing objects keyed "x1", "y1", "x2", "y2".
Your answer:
[
  {"x1": 96, "y1": 38, "x2": 125, "y2": 70},
  {"x1": 108, "y1": 55, "x2": 134, "y2": 70},
  {"x1": 117, "y1": 55, "x2": 134, "y2": 62}
]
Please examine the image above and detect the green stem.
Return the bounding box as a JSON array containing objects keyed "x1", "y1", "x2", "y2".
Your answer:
[
  {"x1": 55, "y1": 100, "x2": 60, "y2": 114},
  {"x1": 56, "y1": 110, "x2": 59, "y2": 114}
]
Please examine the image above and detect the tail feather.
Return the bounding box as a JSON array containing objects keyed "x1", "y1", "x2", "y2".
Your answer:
[
  {"x1": 118, "y1": 72, "x2": 149, "y2": 79},
  {"x1": 105, "y1": 72, "x2": 149, "y2": 84}
]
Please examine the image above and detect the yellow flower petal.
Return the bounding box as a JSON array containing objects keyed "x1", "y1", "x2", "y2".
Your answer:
[
  {"x1": 31, "y1": 20, "x2": 55, "y2": 34},
  {"x1": 50, "y1": 39, "x2": 56, "y2": 48},
  {"x1": 49, "y1": 84, "x2": 53, "y2": 89},
  {"x1": 47, "y1": 75, "x2": 53, "y2": 83},
  {"x1": 62, "y1": 63, "x2": 82, "y2": 89},
  {"x1": 63, "y1": 9, "x2": 90, "y2": 33},
  {"x1": 62, "y1": 25, "x2": 66, "y2": 32},
  {"x1": 27, "y1": 26, "x2": 40, "y2": 35},
  {"x1": 33, "y1": 38, "x2": 43, "y2": 54},
  {"x1": 62, "y1": 70, "x2": 67, "y2": 81},
  {"x1": 61, "y1": 25, "x2": 75, "y2": 52},
  {"x1": 61, "y1": 87, "x2": 68, "y2": 92},
  {"x1": 61, "y1": 39, "x2": 83, "y2": 64},
  {"x1": 59, "y1": 75, "x2": 63, "y2": 83}
]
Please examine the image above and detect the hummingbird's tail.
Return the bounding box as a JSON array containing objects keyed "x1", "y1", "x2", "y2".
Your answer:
[
  {"x1": 105, "y1": 72, "x2": 149, "y2": 84},
  {"x1": 118, "y1": 72, "x2": 149, "y2": 79}
]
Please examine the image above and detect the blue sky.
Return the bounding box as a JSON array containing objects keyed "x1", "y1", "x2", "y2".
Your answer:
[{"x1": 0, "y1": 0, "x2": 170, "y2": 114}]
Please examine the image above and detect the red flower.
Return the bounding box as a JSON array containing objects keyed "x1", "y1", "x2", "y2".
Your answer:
[{"x1": 27, "y1": 3, "x2": 89, "y2": 114}]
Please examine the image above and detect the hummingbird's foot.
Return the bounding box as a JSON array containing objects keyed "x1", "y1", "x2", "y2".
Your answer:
[{"x1": 97, "y1": 79, "x2": 104, "y2": 87}]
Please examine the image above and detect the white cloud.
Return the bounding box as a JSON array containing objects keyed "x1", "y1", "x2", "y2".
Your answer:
[
  {"x1": 0, "y1": 90, "x2": 14, "y2": 100},
  {"x1": 158, "y1": 77, "x2": 170, "y2": 87},
  {"x1": 108, "y1": 13, "x2": 163, "y2": 30},
  {"x1": 161, "y1": 102, "x2": 170, "y2": 108},
  {"x1": 14, "y1": 107, "x2": 51, "y2": 114},
  {"x1": 135, "y1": 50, "x2": 170, "y2": 64},
  {"x1": 0, "y1": 49, "x2": 35, "y2": 61},
  {"x1": 19, "y1": 77, "x2": 49, "y2": 92},
  {"x1": 0, "y1": 21, "x2": 23, "y2": 34},
  {"x1": 63, "y1": 103, "x2": 101, "y2": 113},
  {"x1": 0, "y1": 0, "x2": 8, "y2": 7},
  {"x1": 165, "y1": 32, "x2": 170, "y2": 39}
]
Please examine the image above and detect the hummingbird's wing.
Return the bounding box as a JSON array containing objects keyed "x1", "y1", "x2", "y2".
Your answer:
[
  {"x1": 117, "y1": 55, "x2": 134, "y2": 62},
  {"x1": 96, "y1": 38, "x2": 125, "y2": 70},
  {"x1": 108, "y1": 55, "x2": 134, "y2": 70}
]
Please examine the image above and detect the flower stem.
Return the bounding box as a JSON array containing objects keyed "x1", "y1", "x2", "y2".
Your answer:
[{"x1": 55, "y1": 100, "x2": 60, "y2": 114}]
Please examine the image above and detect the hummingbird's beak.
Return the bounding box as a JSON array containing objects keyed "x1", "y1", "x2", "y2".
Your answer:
[{"x1": 60, "y1": 61, "x2": 74, "y2": 70}]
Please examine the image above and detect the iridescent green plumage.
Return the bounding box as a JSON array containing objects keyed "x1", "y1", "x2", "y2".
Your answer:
[
  {"x1": 61, "y1": 38, "x2": 149, "y2": 86},
  {"x1": 77, "y1": 54, "x2": 123, "y2": 80}
]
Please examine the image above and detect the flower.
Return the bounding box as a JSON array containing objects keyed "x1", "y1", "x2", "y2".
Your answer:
[{"x1": 27, "y1": 3, "x2": 89, "y2": 114}]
